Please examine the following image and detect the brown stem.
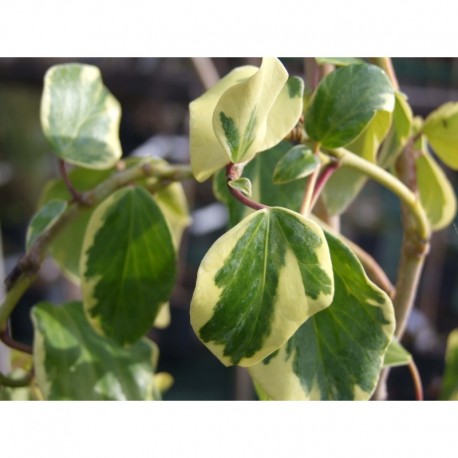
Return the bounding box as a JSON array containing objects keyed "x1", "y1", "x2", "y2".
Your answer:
[
  {"x1": 408, "y1": 359, "x2": 424, "y2": 401},
  {"x1": 309, "y1": 161, "x2": 339, "y2": 211},
  {"x1": 226, "y1": 163, "x2": 268, "y2": 211},
  {"x1": 58, "y1": 159, "x2": 90, "y2": 206},
  {"x1": 0, "y1": 329, "x2": 32, "y2": 355}
]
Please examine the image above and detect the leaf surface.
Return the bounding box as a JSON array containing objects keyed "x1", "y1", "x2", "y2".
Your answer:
[
  {"x1": 305, "y1": 64, "x2": 395, "y2": 148},
  {"x1": 190, "y1": 207, "x2": 334, "y2": 367},
  {"x1": 32, "y1": 301, "x2": 161, "y2": 400},
  {"x1": 272, "y1": 145, "x2": 320, "y2": 184},
  {"x1": 249, "y1": 231, "x2": 395, "y2": 400},
  {"x1": 40, "y1": 64, "x2": 122, "y2": 169},
  {"x1": 80, "y1": 186, "x2": 176, "y2": 344}
]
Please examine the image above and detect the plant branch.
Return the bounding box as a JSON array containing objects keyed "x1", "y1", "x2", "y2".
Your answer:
[
  {"x1": 309, "y1": 160, "x2": 340, "y2": 211},
  {"x1": 58, "y1": 159, "x2": 90, "y2": 206},
  {"x1": 323, "y1": 147, "x2": 430, "y2": 241},
  {"x1": 408, "y1": 358, "x2": 424, "y2": 401},
  {"x1": 0, "y1": 159, "x2": 193, "y2": 329},
  {"x1": 0, "y1": 328, "x2": 33, "y2": 355}
]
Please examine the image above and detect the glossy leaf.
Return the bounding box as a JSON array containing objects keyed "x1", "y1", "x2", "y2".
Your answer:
[
  {"x1": 40, "y1": 64, "x2": 122, "y2": 169},
  {"x1": 228, "y1": 177, "x2": 252, "y2": 196},
  {"x1": 190, "y1": 207, "x2": 334, "y2": 367},
  {"x1": 81, "y1": 186, "x2": 176, "y2": 345},
  {"x1": 32, "y1": 301, "x2": 161, "y2": 400},
  {"x1": 272, "y1": 145, "x2": 320, "y2": 184},
  {"x1": 378, "y1": 91, "x2": 413, "y2": 168},
  {"x1": 214, "y1": 141, "x2": 308, "y2": 227},
  {"x1": 423, "y1": 102, "x2": 458, "y2": 169},
  {"x1": 26, "y1": 199, "x2": 67, "y2": 251},
  {"x1": 39, "y1": 160, "x2": 190, "y2": 283},
  {"x1": 249, "y1": 231, "x2": 395, "y2": 400},
  {"x1": 305, "y1": 64, "x2": 395, "y2": 148},
  {"x1": 416, "y1": 148, "x2": 457, "y2": 231},
  {"x1": 315, "y1": 57, "x2": 365, "y2": 66},
  {"x1": 190, "y1": 58, "x2": 304, "y2": 182},
  {"x1": 322, "y1": 110, "x2": 392, "y2": 215},
  {"x1": 383, "y1": 338, "x2": 412, "y2": 367},
  {"x1": 440, "y1": 329, "x2": 458, "y2": 400}
]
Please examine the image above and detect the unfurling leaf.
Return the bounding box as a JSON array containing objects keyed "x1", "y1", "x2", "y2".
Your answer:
[
  {"x1": 190, "y1": 58, "x2": 304, "y2": 182},
  {"x1": 249, "y1": 231, "x2": 395, "y2": 400},
  {"x1": 190, "y1": 208, "x2": 334, "y2": 367},
  {"x1": 383, "y1": 338, "x2": 412, "y2": 368},
  {"x1": 32, "y1": 301, "x2": 161, "y2": 400},
  {"x1": 305, "y1": 63, "x2": 395, "y2": 149},
  {"x1": 81, "y1": 186, "x2": 176, "y2": 345},
  {"x1": 40, "y1": 64, "x2": 122, "y2": 169},
  {"x1": 228, "y1": 177, "x2": 252, "y2": 196}
]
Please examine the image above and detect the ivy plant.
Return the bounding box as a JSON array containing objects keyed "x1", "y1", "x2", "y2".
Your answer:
[{"x1": 1, "y1": 58, "x2": 457, "y2": 400}]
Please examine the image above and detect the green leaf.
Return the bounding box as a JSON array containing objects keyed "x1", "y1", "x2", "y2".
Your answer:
[
  {"x1": 383, "y1": 338, "x2": 412, "y2": 367},
  {"x1": 423, "y1": 102, "x2": 458, "y2": 170},
  {"x1": 378, "y1": 91, "x2": 413, "y2": 168},
  {"x1": 39, "y1": 159, "x2": 190, "y2": 283},
  {"x1": 440, "y1": 329, "x2": 458, "y2": 400},
  {"x1": 213, "y1": 141, "x2": 308, "y2": 227},
  {"x1": 40, "y1": 64, "x2": 122, "y2": 169},
  {"x1": 304, "y1": 64, "x2": 395, "y2": 148},
  {"x1": 315, "y1": 57, "x2": 365, "y2": 66},
  {"x1": 190, "y1": 58, "x2": 304, "y2": 182},
  {"x1": 249, "y1": 231, "x2": 395, "y2": 400},
  {"x1": 32, "y1": 301, "x2": 161, "y2": 400},
  {"x1": 81, "y1": 186, "x2": 176, "y2": 345},
  {"x1": 228, "y1": 177, "x2": 252, "y2": 196},
  {"x1": 416, "y1": 148, "x2": 457, "y2": 231},
  {"x1": 26, "y1": 199, "x2": 67, "y2": 251},
  {"x1": 272, "y1": 145, "x2": 320, "y2": 184},
  {"x1": 190, "y1": 207, "x2": 334, "y2": 367},
  {"x1": 321, "y1": 110, "x2": 392, "y2": 215}
]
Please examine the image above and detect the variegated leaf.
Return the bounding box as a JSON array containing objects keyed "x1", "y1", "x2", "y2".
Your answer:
[
  {"x1": 40, "y1": 64, "x2": 122, "y2": 169},
  {"x1": 305, "y1": 63, "x2": 395, "y2": 148},
  {"x1": 190, "y1": 58, "x2": 304, "y2": 182},
  {"x1": 249, "y1": 231, "x2": 395, "y2": 400},
  {"x1": 80, "y1": 186, "x2": 176, "y2": 344},
  {"x1": 383, "y1": 338, "x2": 412, "y2": 368},
  {"x1": 32, "y1": 301, "x2": 161, "y2": 400},
  {"x1": 272, "y1": 145, "x2": 320, "y2": 184},
  {"x1": 190, "y1": 207, "x2": 334, "y2": 367}
]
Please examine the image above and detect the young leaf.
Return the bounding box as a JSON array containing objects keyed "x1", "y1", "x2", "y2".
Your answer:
[
  {"x1": 249, "y1": 231, "x2": 395, "y2": 400},
  {"x1": 213, "y1": 141, "x2": 309, "y2": 227},
  {"x1": 304, "y1": 63, "x2": 395, "y2": 148},
  {"x1": 416, "y1": 148, "x2": 457, "y2": 231},
  {"x1": 272, "y1": 145, "x2": 320, "y2": 184},
  {"x1": 383, "y1": 338, "x2": 412, "y2": 368},
  {"x1": 80, "y1": 186, "x2": 176, "y2": 345},
  {"x1": 40, "y1": 64, "x2": 122, "y2": 169},
  {"x1": 440, "y1": 329, "x2": 458, "y2": 400},
  {"x1": 190, "y1": 58, "x2": 304, "y2": 182},
  {"x1": 26, "y1": 199, "x2": 67, "y2": 251},
  {"x1": 31, "y1": 301, "x2": 161, "y2": 400},
  {"x1": 190, "y1": 207, "x2": 334, "y2": 367},
  {"x1": 321, "y1": 110, "x2": 392, "y2": 215},
  {"x1": 228, "y1": 177, "x2": 252, "y2": 196},
  {"x1": 423, "y1": 102, "x2": 458, "y2": 169}
]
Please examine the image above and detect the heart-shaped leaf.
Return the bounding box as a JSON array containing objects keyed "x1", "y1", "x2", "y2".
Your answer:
[
  {"x1": 32, "y1": 301, "x2": 161, "y2": 400},
  {"x1": 190, "y1": 207, "x2": 334, "y2": 367},
  {"x1": 305, "y1": 63, "x2": 395, "y2": 149},
  {"x1": 40, "y1": 64, "x2": 122, "y2": 169},
  {"x1": 228, "y1": 177, "x2": 252, "y2": 196},
  {"x1": 80, "y1": 186, "x2": 176, "y2": 344},
  {"x1": 249, "y1": 230, "x2": 395, "y2": 400}
]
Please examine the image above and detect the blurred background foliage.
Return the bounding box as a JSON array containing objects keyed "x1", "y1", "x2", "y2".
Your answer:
[{"x1": 0, "y1": 58, "x2": 457, "y2": 400}]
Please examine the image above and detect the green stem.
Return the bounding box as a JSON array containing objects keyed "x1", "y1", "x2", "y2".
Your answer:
[
  {"x1": 324, "y1": 147, "x2": 430, "y2": 241},
  {"x1": 0, "y1": 159, "x2": 193, "y2": 332}
]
